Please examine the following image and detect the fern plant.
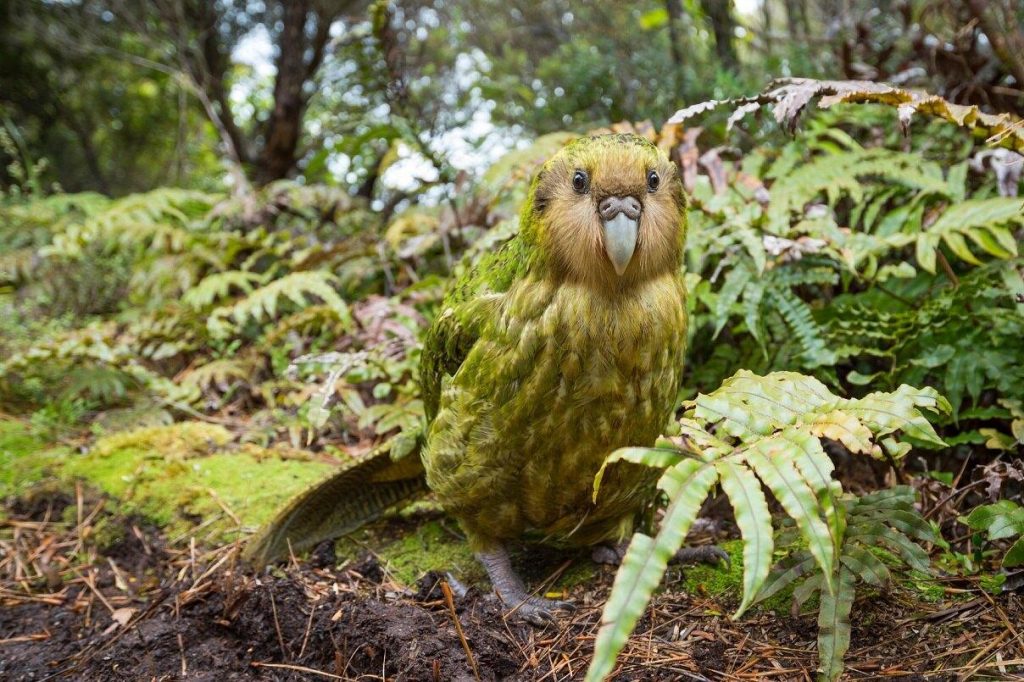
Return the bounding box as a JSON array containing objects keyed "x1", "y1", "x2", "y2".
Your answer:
[
  {"x1": 753, "y1": 487, "x2": 937, "y2": 679},
  {"x1": 206, "y1": 271, "x2": 351, "y2": 338},
  {"x1": 586, "y1": 371, "x2": 949, "y2": 682}
]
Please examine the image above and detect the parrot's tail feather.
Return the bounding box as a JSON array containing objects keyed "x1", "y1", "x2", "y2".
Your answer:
[{"x1": 243, "y1": 443, "x2": 426, "y2": 567}]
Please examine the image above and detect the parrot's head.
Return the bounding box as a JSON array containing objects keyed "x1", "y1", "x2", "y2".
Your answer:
[{"x1": 522, "y1": 133, "x2": 686, "y2": 290}]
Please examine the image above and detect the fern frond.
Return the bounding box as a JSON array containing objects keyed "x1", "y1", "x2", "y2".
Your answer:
[
  {"x1": 41, "y1": 188, "x2": 220, "y2": 258},
  {"x1": 670, "y1": 78, "x2": 1024, "y2": 155},
  {"x1": 766, "y1": 287, "x2": 836, "y2": 367},
  {"x1": 178, "y1": 358, "x2": 255, "y2": 394},
  {"x1": 766, "y1": 149, "x2": 947, "y2": 232},
  {"x1": 206, "y1": 271, "x2": 350, "y2": 338},
  {"x1": 182, "y1": 270, "x2": 265, "y2": 309}
]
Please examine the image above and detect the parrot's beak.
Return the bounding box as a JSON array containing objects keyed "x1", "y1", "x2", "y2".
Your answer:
[{"x1": 601, "y1": 213, "x2": 639, "y2": 276}]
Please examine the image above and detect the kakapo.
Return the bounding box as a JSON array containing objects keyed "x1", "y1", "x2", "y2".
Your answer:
[{"x1": 245, "y1": 133, "x2": 725, "y2": 623}]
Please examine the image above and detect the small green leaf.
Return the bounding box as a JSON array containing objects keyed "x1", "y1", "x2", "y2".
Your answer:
[
  {"x1": 754, "y1": 551, "x2": 816, "y2": 605},
  {"x1": 1003, "y1": 536, "x2": 1024, "y2": 568},
  {"x1": 593, "y1": 446, "x2": 684, "y2": 502},
  {"x1": 941, "y1": 231, "x2": 981, "y2": 265},
  {"x1": 818, "y1": 566, "x2": 856, "y2": 682},
  {"x1": 847, "y1": 522, "x2": 930, "y2": 572},
  {"x1": 717, "y1": 460, "x2": 774, "y2": 618},
  {"x1": 792, "y1": 572, "x2": 824, "y2": 611},
  {"x1": 915, "y1": 234, "x2": 938, "y2": 273}
]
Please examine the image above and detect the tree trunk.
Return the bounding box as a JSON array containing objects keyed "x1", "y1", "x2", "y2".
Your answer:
[
  {"x1": 256, "y1": 1, "x2": 310, "y2": 185},
  {"x1": 701, "y1": 0, "x2": 740, "y2": 72},
  {"x1": 783, "y1": 0, "x2": 809, "y2": 39},
  {"x1": 67, "y1": 116, "x2": 111, "y2": 195},
  {"x1": 254, "y1": 1, "x2": 337, "y2": 185},
  {"x1": 664, "y1": 0, "x2": 688, "y2": 91},
  {"x1": 964, "y1": 0, "x2": 1024, "y2": 90}
]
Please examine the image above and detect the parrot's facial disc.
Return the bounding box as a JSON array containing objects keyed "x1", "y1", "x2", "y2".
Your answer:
[{"x1": 601, "y1": 212, "x2": 639, "y2": 276}]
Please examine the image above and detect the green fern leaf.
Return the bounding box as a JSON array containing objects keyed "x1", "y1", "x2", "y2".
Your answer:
[
  {"x1": 745, "y1": 444, "x2": 836, "y2": 591},
  {"x1": 589, "y1": 372, "x2": 948, "y2": 682},
  {"x1": 839, "y1": 546, "x2": 890, "y2": 586},
  {"x1": 717, "y1": 459, "x2": 773, "y2": 617},
  {"x1": 754, "y1": 551, "x2": 816, "y2": 605},
  {"x1": 592, "y1": 447, "x2": 685, "y2": 502},
  {"x1": 182, "y1": 270, "x2": 264, "y2": 309},
  {"x1": 846, "y1": 521, "x2": 930, "y2": 572},
  {"x1": 207, "y1": 271, "x2": 350, "y2": 337},
  {"x1": 817, "y1": 565, "x2": 856, "y2": 682},
  {"x1": 587, "y1": 458, "x2": 718, "y2": 682}
]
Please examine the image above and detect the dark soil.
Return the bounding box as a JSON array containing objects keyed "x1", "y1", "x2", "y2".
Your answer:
[{"x1": 3, "y1": 489, "x2": 1022, "y2": 681}]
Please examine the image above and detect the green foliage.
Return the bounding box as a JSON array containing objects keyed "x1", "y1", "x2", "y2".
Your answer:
[
  {"x1": 0, "y1": 179, "x2": 437, "y2": 445},
  {"x1": 1, "y1": 81, "x2": 1022, "y2": 680},
  {"x1": 755, "y1": 487, "x2": 938, "y2": 679},
  {"x1": 587, "y1": 371, "x2": 948, "y2": 682},
  {"x1": 206, "y1": 271, "x2": 351, "y2": 338},
  {"x1": 961, "y1": 501, "x2": 1024, "y2": 568},
  {"x1": 682, "y1": 106, "x2": 1024, "y2": 444}
]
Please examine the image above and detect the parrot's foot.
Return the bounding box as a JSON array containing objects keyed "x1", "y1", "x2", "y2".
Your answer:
[
  {"x1": 592, "y1": 541, "x2": 730, "y2": 569},
  {"x1": 673, "y1": 544, "x2": 731, "y2": 569},
  {"x1": 591, "y1": 542, "x2": 628, "y2": 565},
  {"x1": 476, "y1": 546, "x2": 574, "y2": 626},
  {"x1": 513, "y1": 595, "x2": 576, "y2": 626}
]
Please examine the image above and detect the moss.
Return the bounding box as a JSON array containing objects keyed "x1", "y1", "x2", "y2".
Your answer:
[
  {"x1": 367, "y1": 519, "x2": 482, "y2": 586},
  {"x1": 902, "y1": 570, "x2": 949, "y2": 602},
  {"x1": 89, "y1": 515, "x2": 128, "y2": 551},
  {"x1": 553, "y1": 558, "x2": 600, "y2": 590},
  {"x1": 91, "y1": 422, "x2": 233, "y2": 459},
  {"x1": 677, "y1": 540, "x2": 743, "y2": 601},
  {"x1": 62, "y1": 430, "x2": 334, "y2": 543},
  {"x1": 666, "y1": 540, "x2": 800, "y2": 615},
  {"x1": 0, "y1": 420, "x2": 70, "y2": 500}
]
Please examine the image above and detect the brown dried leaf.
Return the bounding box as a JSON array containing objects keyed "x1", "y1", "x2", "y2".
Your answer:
[
  {"x1": 669, "y1": 78, "x2": 1024, "y2": 153},
  {"x1": 677, "y1": 128, "x2": 703, "y2": 194},
  {"x1": 978, "y1": 459, "x2": 1024, "y2": 500},
  {"x1": 111, "y1": 607, "x2": 137, "y2": 627}
]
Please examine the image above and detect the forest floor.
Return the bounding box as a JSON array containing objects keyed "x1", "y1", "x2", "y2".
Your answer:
[{"x1": 2, "y1": 419, "x2": 1023, "y2": 681}]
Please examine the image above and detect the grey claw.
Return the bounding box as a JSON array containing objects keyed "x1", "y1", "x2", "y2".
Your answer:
[
  {"x1": 513, "y1": 596, "x2": 574, "y2": 625},
  {"x1": 591, "y1": 544, "x2": 625, "y2": 565},
  {"x1": 674, "y1": 545, "x2": 730, "y2": 569},
  {"x1": 444, "y1": 572, "x2": 470, "y2": 599},
  {"x1": 521, "y1": 606, "x2": 555, "y2": 626}
]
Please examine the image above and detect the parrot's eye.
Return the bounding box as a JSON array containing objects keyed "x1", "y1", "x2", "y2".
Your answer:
[
  {"x1": 572, "y1": 170, "x2": 590, "y2": 194},
  {"x1": 647, "y1": 170, "x2": 660, "y2": 193}
]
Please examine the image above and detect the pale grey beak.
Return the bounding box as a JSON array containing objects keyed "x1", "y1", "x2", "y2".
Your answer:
[{"x1": 602, "y1": 213, "x2": 639, "y2": 276}]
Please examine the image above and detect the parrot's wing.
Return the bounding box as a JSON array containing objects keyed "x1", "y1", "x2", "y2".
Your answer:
[{"x1": 420, "y1": 235, "x2": 530, "y2": 421}]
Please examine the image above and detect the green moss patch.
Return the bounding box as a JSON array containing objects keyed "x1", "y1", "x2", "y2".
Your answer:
[
  {"x1": 63, "y1": 437, "x2": 334, "y2": 543},
  {"x1": 0, "y1": 420, "x2": 332, "y2": 544},
  {"x1": 91, "y1": 422, "x2": 233, "y2": 458},
  {"x1": 677, "y1": 540, "x2": 744, "y2": 600},
  {"x1": 0, "y1": 420, "x2": 70, "y2": 500},
  {"x1": 339, "y1": 518, "x2": 481, "y2": 586}
]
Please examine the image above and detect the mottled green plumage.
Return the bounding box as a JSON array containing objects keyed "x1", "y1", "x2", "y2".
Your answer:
[
  {"x1": 245, "y1": 133, "x2": 688, "y2": 571},
  {"x1": 421, "y1": 134, "x2": 688, "y2": 552}
]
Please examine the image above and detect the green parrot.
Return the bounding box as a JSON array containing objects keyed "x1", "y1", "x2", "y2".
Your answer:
[{"x1": 244, "y1": 133, "x2": 723, "y2": 622}]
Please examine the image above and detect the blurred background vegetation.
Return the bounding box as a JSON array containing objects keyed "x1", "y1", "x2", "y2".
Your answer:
[
  {"x1": 1, "y1": 0, "x2": 1023, "y2": 581},
  {"x1": 3, "y1": 0, "x2": 1023, "y2": 198}
]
